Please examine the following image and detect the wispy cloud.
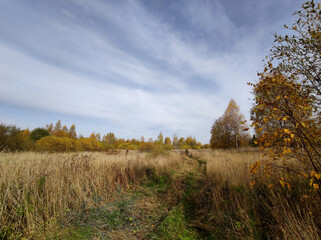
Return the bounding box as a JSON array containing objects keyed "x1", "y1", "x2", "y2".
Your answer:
[{"x1": 0, "y1": 0, "x2": 303, "y2": 142}]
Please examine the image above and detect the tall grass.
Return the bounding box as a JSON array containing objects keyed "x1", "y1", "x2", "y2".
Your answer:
[
  {"x1": 0, "y1": 151, "x2": 181, "y2": 238},
  {"x1": 193, "y1": 149, "x2": 321, "y2": 239},
  {"x1": 0, "y1": 149, "x2": 320, "y2": 239}
]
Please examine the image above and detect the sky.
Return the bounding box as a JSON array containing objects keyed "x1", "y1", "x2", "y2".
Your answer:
[{"x1": 0, "y1": 0, "x2": 303, "y2": 143}]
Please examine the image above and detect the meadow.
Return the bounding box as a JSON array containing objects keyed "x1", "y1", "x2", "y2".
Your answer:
[{"x1": 0, "y1": 149, "x2": 320, "y2": 239}]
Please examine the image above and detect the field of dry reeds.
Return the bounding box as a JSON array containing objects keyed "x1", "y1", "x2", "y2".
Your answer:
[{"x1": 0, "y1": 149, "x2": 320, "y2": 239}]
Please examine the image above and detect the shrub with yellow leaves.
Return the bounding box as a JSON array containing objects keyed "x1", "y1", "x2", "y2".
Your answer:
[
  {"x1": 36, "y1": 136, "x2": 81, "y2": 152},
  {"x1": 250, "y1": 0, "x2": 321, "y2": 191}
]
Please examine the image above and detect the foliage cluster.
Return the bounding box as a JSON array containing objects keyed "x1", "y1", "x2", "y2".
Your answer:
[
  {"x1": 0, "y1": 124, "x2": 33, "y2": 151},
  {"x1": 210, "y1": 99, "x2": 250, "y2": 149},
  {"x1": 0, "y1": 121, "x2": 208, "y2": 152},
  {"x1": 250, "y1": 0, "x2": 321, "y2": 190}
]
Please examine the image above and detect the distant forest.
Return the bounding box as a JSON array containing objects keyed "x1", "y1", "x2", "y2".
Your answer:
[{"x1": 0, "y1": 120, "x2": 210, "y2": 152}]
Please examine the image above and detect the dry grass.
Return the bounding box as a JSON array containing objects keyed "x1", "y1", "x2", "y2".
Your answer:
[
  {"x1": 0, "y1": 149, "x2": 320, "y2": 239},
  {"x1": 0, "y1": 151, "x2": 181, "y2": 238},
  {"x1": 195, "y1": 148, "x2": 264, "y2": 186},
  {"x1": 191, "y1": 149, "x2": 321, "y2": 239}
]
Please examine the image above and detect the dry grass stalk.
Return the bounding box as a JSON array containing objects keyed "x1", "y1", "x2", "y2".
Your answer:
[{"x1": 0, "y1": 149, "x2": 320, "y2": 239}]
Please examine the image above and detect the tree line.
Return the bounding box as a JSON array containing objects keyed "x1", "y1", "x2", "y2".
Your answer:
[
  {"x1": 1, "y1": 99, "x2": 256, "y2": 152},
  {"x1": 0, "y1": 120, "x2": 209, "y2": 152}
]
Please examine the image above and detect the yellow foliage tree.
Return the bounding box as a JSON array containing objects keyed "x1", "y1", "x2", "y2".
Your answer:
[
  {"x1": 164, "y1": 137, "x2": 171, "y2": 145},
  {"x1": 68, "y1": 124, "x2": 77, "y2": 139},
  {"x1": 251, "y1": 0, "x2": 321, "y2": 190},
  {"x1": 210, "y1": 99, "x2": 249, "y2": 149}
]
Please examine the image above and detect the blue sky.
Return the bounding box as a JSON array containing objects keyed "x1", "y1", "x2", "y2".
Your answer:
[{"x1": 0, "y1": 0, "x2": 303, "y2": 143}]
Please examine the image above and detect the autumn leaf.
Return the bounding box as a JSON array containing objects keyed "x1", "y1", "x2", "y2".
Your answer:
[
  {"x1": 268, "y1": 184, "x2": 274, "y2": 189},
  {"x1": 279, "y1": 179, "x2": 286, "y2": 188},
  {"x1": 284, "y1": 129, "x2": 291, "y2": 134},
  {"x1": 268, "y1": 62, "x2": 273, "y2": 68},
  {"x1": 250, "y1": 161, "x2": 260, "y2": 173}
]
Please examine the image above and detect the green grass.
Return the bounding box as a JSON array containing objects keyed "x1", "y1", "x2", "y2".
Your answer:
[
  {"x1": 159, "y1": 207, "x2": 198, "y2": 240},
  {"x1": 47, "y1": 226, "x2": 94, "y2": 240},
  {"x1": 144, "y1": 173, "x2": 172, "y2": 194},
  {"x1": 49, "y1": 166, "x2": 208, "y2": 240}
]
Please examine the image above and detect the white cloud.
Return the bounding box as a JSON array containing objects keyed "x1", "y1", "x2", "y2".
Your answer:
[{"x1": 0, "y1": 0, "x2": 302, "y2": 142}]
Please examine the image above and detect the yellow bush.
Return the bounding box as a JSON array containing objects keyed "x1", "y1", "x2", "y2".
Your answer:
[
  {"x1": 36, "y1": 136, "x2": 80, "y2": 152},
  {"x1": 127, "y1": 144, "x2": 138, "y2": 150},
  {"x1": 78, "y1": 138, "x2": 103, "y2": 151},
  {"x1": 138, "y1": 142, "x2": 154, "y2": 152}
]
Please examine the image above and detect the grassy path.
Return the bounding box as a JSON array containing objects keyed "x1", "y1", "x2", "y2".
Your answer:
[{"x1": 47, "y1": 153, "x2": 210, "y2": 240}]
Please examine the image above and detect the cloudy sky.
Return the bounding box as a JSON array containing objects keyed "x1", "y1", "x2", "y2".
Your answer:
[{"x1": 0, "y1": 0, "x2": 303, "y2": 143}]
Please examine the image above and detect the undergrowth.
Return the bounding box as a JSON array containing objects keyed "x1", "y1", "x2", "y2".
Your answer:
[{"x1": 0, "y1": 150, "x2": 320, "y2": 239}]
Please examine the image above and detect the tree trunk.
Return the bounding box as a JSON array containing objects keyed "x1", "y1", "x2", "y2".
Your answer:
[{"x1": 235, "y1": 134, "x2": 238, "y2": 149}]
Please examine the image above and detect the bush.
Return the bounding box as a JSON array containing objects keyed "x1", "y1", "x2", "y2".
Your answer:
[
  {"x1": 104, "y1": 144, "x2": 116, "y2": 150},
  {"x1": 138, "y1": 142, "x2": 155, "y2": 152},
  {"x1": 30, "y1": 128, "x2": 50, "y2": 141},
  {"x1": 78, "y1": 138, "x2": 103, "y2": 151},
  {"x1": 36, "y1": 136, "x2": 80, "y2": 152},
  {"x1": 163, "y1": 144, "x2": 174, "y2": 151},
  {"x1": 118, "y1": 143, "x2": 130, "y2": 150},
  {"x1": 0, "y1": 124, "x2": 33, "y2": 151},
  {"x1": 127, "y1": 144, "x2": 138, "y2": 150}
]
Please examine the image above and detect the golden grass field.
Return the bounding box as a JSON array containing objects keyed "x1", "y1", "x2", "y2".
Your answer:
[{"x1": 0, "y1": 149, "x2": 320, "y2": 239}]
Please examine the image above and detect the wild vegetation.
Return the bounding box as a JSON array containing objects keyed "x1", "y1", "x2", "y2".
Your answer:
[
  {"x1": 1, "y1": 1, "x2": 321, "y2": 239},
  {"x1": 0, "y1": 120, "x2": 208, "y2": 153},
  {"x1": 1, "y1": 150, "x2": 320, "y2": 239},
  {"x1": 250, "y1": 0, "x2": 321, "y2": 192}
]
